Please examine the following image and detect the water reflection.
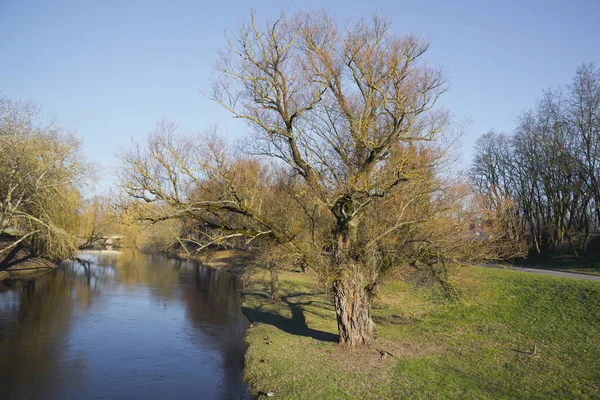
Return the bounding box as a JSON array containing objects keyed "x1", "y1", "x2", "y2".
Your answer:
[{"x1": 0, "y1": 250, "x2": 250, "y2": 400}]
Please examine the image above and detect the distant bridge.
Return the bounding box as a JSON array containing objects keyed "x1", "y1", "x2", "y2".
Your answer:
[{"x1": 100, "y1": 235, "x2": 123, "y2": 246}]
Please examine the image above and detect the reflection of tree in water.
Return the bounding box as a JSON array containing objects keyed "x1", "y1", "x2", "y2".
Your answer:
[
  {"x1": 179, "y1": 263, "x2": 249, "y2": 399},
  {"x1": 96, "y1": 250, "x2": 183, "y2": 301},
  {"x1": 83, "y1": 249, "x2": 249, "y2": 396},
  {"x1": 0, "y1": 262, "x2": 99, "y2": 398},
  {"x1": 0, "y1": 251, "x2": 250, "y2": 399},
  {"x1": 109, "y1": 251, "x2": 249, "y2": 398}
]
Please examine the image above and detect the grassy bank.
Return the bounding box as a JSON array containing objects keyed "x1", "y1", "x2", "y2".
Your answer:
[{"x1": 242, "y1": 265, "x2": 600, "y2": 399}]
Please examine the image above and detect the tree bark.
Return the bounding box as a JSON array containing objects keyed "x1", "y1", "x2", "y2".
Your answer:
[
  {"x1": 269, "y1": 263, "x2": 280, "y2": 301},
  {"x1": 333, "y1": 269, "x2": 376, "y2": 346},
  {"x1": 331, "y1": 219, "x2": 377, "y2": 346}
]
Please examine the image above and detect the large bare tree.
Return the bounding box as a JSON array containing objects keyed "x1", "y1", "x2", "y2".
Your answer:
[
  {"x1": 120, "y1": 11, "x2": 453, "y2": 346},
  {"x1": 213, "y1": 11, "x2": 449, "y2": 345}
]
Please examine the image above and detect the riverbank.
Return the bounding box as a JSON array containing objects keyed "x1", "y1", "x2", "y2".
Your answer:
[
  {"x1": 241, "y1": 264, "x2": 600, "y2": 399},
  {"x1": 196, "y1": 249, "x2": 258, "y2": 276},
  {"x1": 0, "y1": 237, "x2": 56, "y2": 281}
]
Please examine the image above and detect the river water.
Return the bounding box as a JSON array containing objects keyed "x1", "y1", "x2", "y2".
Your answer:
[{"x1": 0, "y1": 250, "x2": 251, "y2": 400}]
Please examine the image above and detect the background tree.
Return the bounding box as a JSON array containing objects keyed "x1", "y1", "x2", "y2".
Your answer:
[
  {"x1": 470, "y1": 64, "x2": 600, "y2": 256},
  {"x1": 570, "y1": 63, "x2": 600, "y2": 227},
  {"x1": 117, "y1": 120, "x2": 306, "y2": 300},
  {"x1": 78, "y1": 195, "x2": 111, "y2": 249}
]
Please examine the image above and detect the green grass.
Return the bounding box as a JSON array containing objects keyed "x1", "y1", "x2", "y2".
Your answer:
[{"x1": 242, "y1": 266, "x2": 600, "y2": 399}]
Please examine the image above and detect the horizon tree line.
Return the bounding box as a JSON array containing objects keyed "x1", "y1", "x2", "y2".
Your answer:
[{"x1": 471, "y1": 63, "x2": 600, "y2": 256}]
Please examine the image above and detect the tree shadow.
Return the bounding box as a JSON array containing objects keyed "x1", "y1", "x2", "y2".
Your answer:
[
  {"x1": 1, "y1": 246, "x2": 19, "y2": 271},
  {"x1": 1, "y1": 235, "x2": 55, "y2": 272},
  {"x1": 0, "y1": 242, "x2": 31, "y2": 271},
  {"x1": 241, "y1": 292, "x2": 338, "y2": 343}
]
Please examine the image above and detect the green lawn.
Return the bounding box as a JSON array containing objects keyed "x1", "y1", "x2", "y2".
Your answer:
[{"x1": 241, "y1": 266, "x2": 600, "y2": 399}]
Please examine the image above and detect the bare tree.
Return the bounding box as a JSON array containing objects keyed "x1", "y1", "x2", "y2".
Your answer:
[
  {"x1": 120, "y1": 12, "x2": 457, "y2": 346},
  {"x1": 212, "y1": 11, "x2": 449, "y2": 345},
  {"x1": 570, "y1": 63, "x2": 600, "y2": 227},
  {"x1": 471, "y1": 64, "x2": 600, "y2": 256},
  {"x1": 118, "y1": 120, "x2": 307, "y2": 300}
]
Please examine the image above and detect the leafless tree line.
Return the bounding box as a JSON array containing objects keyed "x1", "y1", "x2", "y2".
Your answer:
[{"x1": 471, "y1": 64, "x2": 600, "y2": 256}]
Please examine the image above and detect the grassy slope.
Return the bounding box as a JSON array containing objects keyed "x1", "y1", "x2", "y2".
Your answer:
[{"x1": 242, "y1": 266, "x2": 600, "y2": 399}]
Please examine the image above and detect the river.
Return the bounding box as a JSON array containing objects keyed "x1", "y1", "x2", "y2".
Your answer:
[{"x1": 0, "y1": 250, "x2": 251, "y2": 400}]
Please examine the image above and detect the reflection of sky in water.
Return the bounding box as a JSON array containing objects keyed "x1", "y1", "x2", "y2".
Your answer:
[{"x1": 0, "y1": 250, "x2": 250, "y2": 400}]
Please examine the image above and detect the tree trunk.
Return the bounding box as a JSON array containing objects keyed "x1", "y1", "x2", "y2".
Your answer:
[
  {"x1": 269, "y1": 263, "x2": 280, "y2": 301},
  {"x1": 300, "y1": 261, "x2": 308, "y2": 273},
  {"x1": 332, "y1": 269, "x2": 376, "y2": 346},
  {"x1": 331, "y1": 219, "x2": 377, "y2": 346}
]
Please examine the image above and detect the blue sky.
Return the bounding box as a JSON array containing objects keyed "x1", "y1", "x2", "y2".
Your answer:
[{"x1": 1, "y1": 0, "x2": 599, "y2": 193}]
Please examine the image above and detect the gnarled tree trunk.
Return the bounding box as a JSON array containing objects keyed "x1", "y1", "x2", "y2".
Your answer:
[
  {"x1": 333, "y1": 268, "x2": 376, "y2": 346},
  {"x1": 331, "y1": 220, "x2": 377, "y2": 346}
]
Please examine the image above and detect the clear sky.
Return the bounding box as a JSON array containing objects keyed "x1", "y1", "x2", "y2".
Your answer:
[{"x1": 1, "y1": 0, "x2": 599, "y2": 194}]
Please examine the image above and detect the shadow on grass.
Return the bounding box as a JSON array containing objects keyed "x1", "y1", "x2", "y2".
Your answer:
[
  {"x1": 242, "y1": 292, "x2": 338, "y2": 343},
  {"x1": 0, "y1": 243, "x2": 26, "y2": 271}
]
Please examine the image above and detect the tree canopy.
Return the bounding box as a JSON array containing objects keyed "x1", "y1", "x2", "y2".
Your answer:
[{"x1": 0, "y1": 96, "x2": 89, "y2": 261}]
